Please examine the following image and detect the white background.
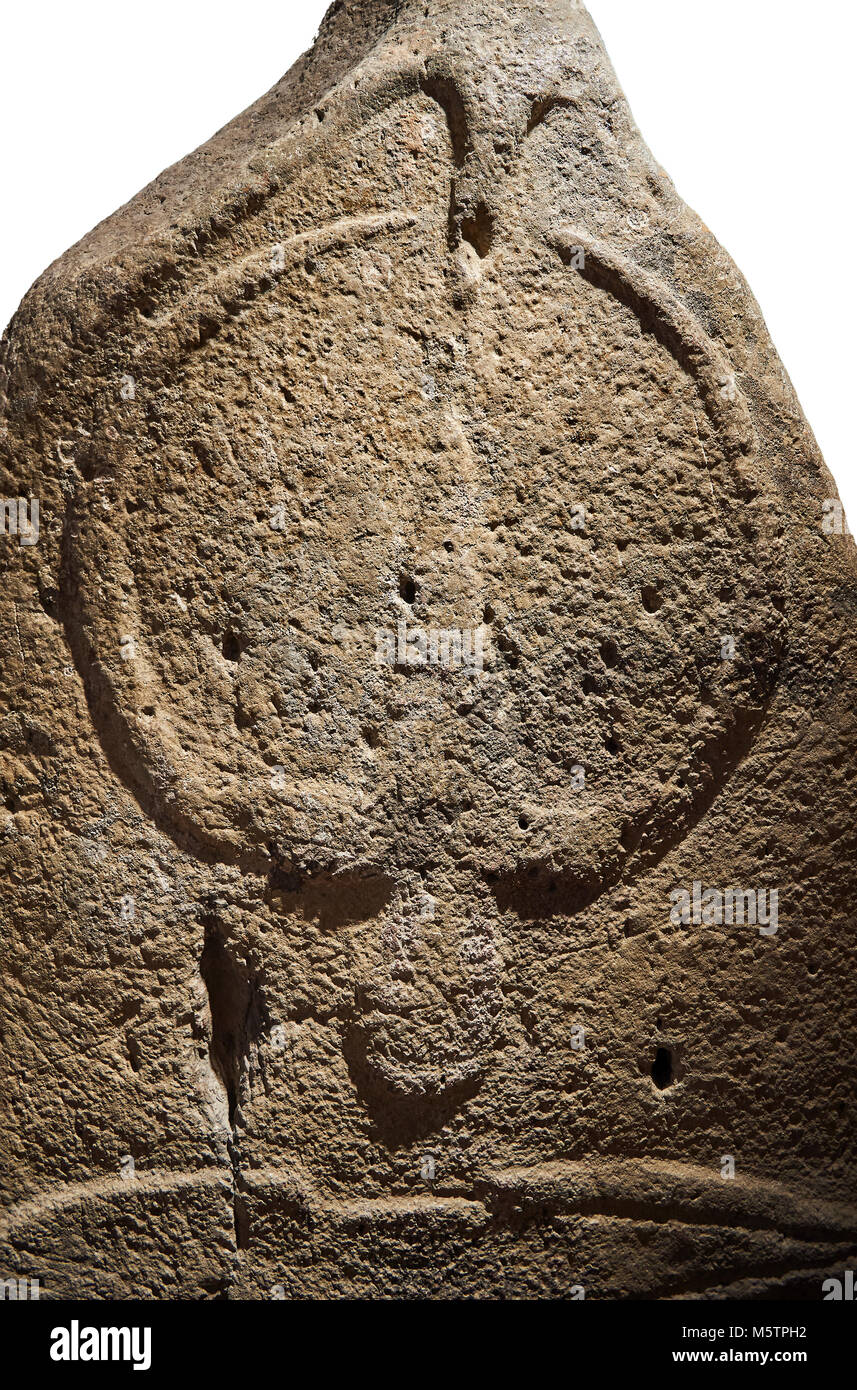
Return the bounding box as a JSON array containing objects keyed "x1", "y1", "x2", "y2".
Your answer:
[{"x1": 0, "y1": 0, "x2": 853, "y2": 520}]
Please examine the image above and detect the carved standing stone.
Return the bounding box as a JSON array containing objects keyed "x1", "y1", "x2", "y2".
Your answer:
[{"x1": 1, "y1": 0, "x2": 855, "y2": 1299}]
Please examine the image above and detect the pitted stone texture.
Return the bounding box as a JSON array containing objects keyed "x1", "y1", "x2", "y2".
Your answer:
[{"x1": 1, "y1": 0, "x2": 856, "y2": 1300}]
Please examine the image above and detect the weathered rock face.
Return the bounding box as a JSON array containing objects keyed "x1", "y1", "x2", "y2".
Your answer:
[{"x1": 1, "y1": 0, "x2": 855, "y2": 1300}]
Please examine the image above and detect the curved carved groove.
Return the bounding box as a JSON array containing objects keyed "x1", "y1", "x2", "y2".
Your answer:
[
  {"x1": 29, "y1": 63, "x2": 430, "y2": 390},
  {"x1": 479, "y1": 1159, "x2": 857, "y2": 1243},
  {"x1": 131, "y1": 209, "x2": 421, "y2": 382},
  {"x1": 526, "y1": 92, "x2": 581, "y2": 136},
  {"x1": 547, "y1": 227, "x2": 755, "y2": 461},
  {"x1": 549, "y1": 225, "x2": 757, "y2": 462},
  {"x1": 419, "y1": 72, "x2": 473, "y2": 168},
  {"x1": 0, "y1": 1168, "x2": 231, "y2": 1240},
  {"x1": 58, "y1": 515, "x2": 272, "y2": 873},
  {"x1": 489, "y1": 674, "x2": 781, "y2": 920}
]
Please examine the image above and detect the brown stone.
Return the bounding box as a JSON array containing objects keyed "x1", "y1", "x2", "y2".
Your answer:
[{"x1": 1, "y1": 0, "x2": 855, "y2": 1299}]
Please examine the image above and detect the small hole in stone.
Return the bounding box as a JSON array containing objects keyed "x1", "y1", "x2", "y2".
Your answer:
[
  {"x1": 651, "y1": 1047, "x2": 674, "y2": 1090},
  {"x1": 399, "y1": 574, "x2": 417, "y2": 604},
  {"x1": 443, "y1": 540, "x2": 455, "y2": 553},
  {"x1": 600, "y1": 638, "x2": 620, "y2": 668},
  {"x1": 641, "y1": 585, "x2": 663, "y2": 614},
  {"x1": 518, "y1": 815, "x2": 530, "y2": 830},
  {"x1": 460, "y1": 203, "x2": 495, "y2": 258},
  {"x1": 222, "y1": 632, "x2": 242, "y2": 663},
  {"x1": 38, "y1": 586, "x2": 58, "y2": 618},
  {"x1": 605, "y1": 735, "x2": 620, "y2": 756}
]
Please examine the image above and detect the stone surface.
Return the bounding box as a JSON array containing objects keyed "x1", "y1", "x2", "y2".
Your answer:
[{"x1": 1, "y1": 0, "x2": 855, "y2": 1300}]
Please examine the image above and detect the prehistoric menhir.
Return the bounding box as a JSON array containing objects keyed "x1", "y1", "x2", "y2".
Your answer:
[{"x1": 1, "y1": 0, "x2": 855, "y2": 1299}]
